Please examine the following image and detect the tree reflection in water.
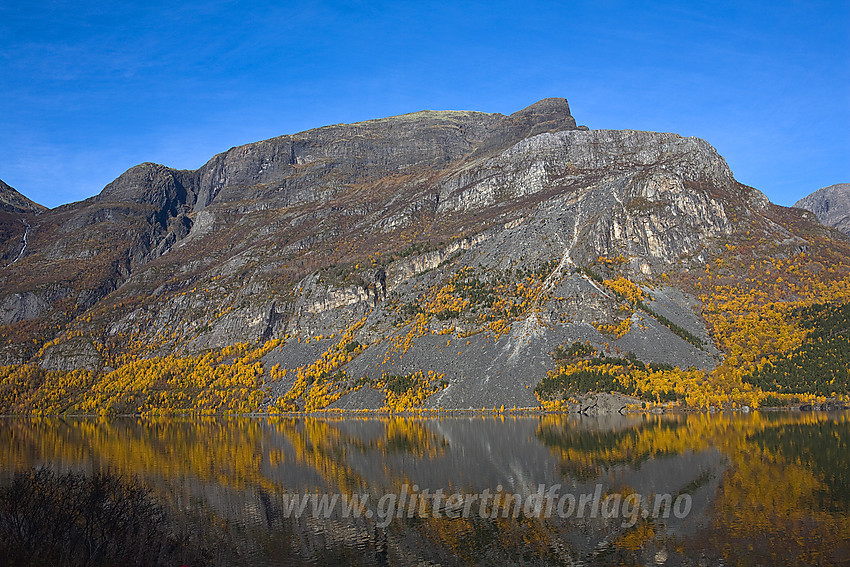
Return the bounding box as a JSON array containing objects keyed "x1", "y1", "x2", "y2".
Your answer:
[{"x1": 0, "y1": 412, "x2": 847, "y2": 566}]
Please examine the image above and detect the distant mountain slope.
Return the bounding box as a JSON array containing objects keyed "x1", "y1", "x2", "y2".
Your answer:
[
  {"x1": 794, "y1": 183, "x2": 850, "y2": 235},
  {"x1": 0, "y1": 179, "x2": 45, "y2": 269},
  {"x1": 2, "y1": 99, "x2": 849, "y2": 414},
  {"x1": 0, "y1": 179, "x2": 45, "y2": 213}
]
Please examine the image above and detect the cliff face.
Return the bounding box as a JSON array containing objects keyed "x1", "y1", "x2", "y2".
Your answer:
[
  {"x1": 794, "y1": 183, "x2": 850, "y2": 236},
  {"x1": 0, "y1": 99, "x2": 844, "y2": 410}
]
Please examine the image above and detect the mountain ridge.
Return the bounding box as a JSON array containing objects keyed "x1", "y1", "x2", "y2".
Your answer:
[
  {"x1": 95, "y1": 98, "x2": 581, "y2": 209},
  {"x1": 0, "y1": 178, "x2": 46, "y2": 213}
]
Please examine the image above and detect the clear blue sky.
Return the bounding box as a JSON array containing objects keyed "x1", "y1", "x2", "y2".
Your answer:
[{"x1": 1, "y1": 0, "x2": 848, "y2": 208}]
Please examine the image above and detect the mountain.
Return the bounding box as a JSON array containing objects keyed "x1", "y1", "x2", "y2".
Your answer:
[
  {"x1": 0, "y1": 179, "x2": 45, "y2": 274},
  {"x1": 2, "y1": 98, "x2": 850, "y2": 415},
  {"x1": 0, "y1": 178, "x2": 46, "y2": 214},
  {"x1": 793, "y1": 183, "x2": 850, "y2": 235}
]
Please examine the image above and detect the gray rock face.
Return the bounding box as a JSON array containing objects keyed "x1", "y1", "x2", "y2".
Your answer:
[
  {"x1": 98, "y1": 163, "x2": 194, "y2": 213},
  {"x1": 1, "y1": 291, "x2": 50, "y2": 325},
  {"x1": 39, "y1": 337, "x2": 101, "y2": 371},
  {"x1": 794, "y1": 183, "x2": 850, "y2": 235},
  {"x1": 434, "y1": 128, "x2": 735, "y2": 269}
]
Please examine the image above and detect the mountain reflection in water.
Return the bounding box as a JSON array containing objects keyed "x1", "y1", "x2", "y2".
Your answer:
[{"x1": 1, "y1": 412, "x2": 848, "y2": 566}]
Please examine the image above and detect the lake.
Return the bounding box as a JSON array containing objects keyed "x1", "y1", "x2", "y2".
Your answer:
[{"x1": 1, "y1": 412, "x2": 848, "y2": 566}]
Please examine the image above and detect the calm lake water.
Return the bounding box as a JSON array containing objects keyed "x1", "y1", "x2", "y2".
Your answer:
[{"x1": 1, "y1": 412, "x2": 848, "y2": 566}]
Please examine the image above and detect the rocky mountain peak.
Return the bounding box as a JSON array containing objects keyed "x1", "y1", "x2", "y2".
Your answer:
[
  {"x1": 794, "y1": 183, "x2": 850, "y2": 235},
  {"x1": 97, "y1": 163, "x2": 192, "y2": 208},
  {"x1": 0, "y1": 178, "x2": 46, "y2": 213},
  {"x1": 508, "y1": 97, "x2": 580, "y2": 136}
]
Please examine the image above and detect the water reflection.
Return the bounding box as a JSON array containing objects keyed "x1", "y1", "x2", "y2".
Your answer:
[{"x1": 1, "y1": 412, "x2": 847, "y2": 566}]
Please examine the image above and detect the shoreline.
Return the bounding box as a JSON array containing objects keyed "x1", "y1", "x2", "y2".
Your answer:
[{"x1": 1, "y1": 402, "x2": 847, "y2": 419}]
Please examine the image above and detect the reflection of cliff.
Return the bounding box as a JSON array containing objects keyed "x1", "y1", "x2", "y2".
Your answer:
[{"x1": 0, "y1": 414, "x2": 848, "y2": 565}]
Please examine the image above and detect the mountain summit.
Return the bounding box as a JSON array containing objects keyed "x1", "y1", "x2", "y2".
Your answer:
[
  {"x1": 794, "y1": 183, "x2": 850, "y2": 235},
  {"x1": 2, "y1": 99, "x2": 849, "y2": 414}
]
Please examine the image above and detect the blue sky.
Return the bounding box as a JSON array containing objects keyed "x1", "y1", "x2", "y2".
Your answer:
[{"x1": 1, "y1": 1, "x2": 847, "y2": 208}]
